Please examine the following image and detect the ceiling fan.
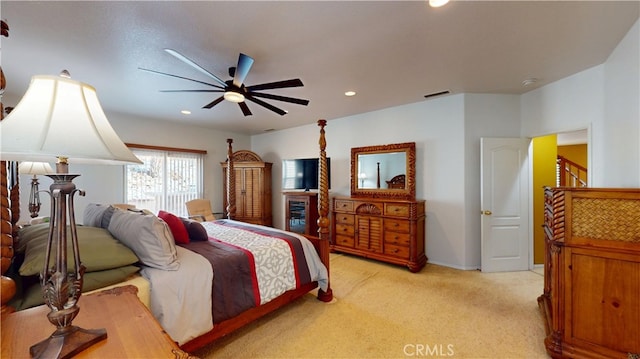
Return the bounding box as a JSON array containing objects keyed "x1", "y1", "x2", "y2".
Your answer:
[{"x1": 140, "y1": 49, "x2": 309, "y2": 116}]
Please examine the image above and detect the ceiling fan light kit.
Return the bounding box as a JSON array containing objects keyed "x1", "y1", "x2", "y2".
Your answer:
[
  {"x1": 223, "y1": 91, "x2": 245, "y2": 103},
  {"x1": 140, "y1": 49, "x2": 309, "y2": 116}
]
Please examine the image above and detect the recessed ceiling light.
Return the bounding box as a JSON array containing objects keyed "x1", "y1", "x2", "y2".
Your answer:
[
  {"x1": 429, "y1": 0, "x2": 450, "y2": 8},
  {"x1": 181, "y1": 110, "x2": 191, "y2": 115},
  {"x1": 522, "y1": 78, "x2": 538, "y2": 87},
  {"x1": 345, "y1": 91, "x2": 356, "y2": 97}
]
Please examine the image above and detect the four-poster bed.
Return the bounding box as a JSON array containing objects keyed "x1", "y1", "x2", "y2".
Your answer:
[
  {"x1": 0, "y1": 120, "x2": 332, "y2": 355},
  {"x1": 179, "y1": 119, "x2": 332, "y2": 352}
]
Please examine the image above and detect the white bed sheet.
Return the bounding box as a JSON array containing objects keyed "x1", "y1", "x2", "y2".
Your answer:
[{"x1": 140, "y1": 246, "x2": 214, "y2": 345}]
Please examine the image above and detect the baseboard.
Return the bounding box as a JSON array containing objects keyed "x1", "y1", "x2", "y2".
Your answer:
[{"x1": 427, "y1": 260, "x2": 479, "y2": 271}]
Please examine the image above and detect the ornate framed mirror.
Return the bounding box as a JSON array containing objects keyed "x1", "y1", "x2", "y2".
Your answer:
[{"x1": 350, "y1": 142, "x2": 416, "y2": 199}]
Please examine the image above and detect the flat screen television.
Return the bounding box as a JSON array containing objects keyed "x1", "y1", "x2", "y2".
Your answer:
[{"x1": 282, "y1": 157, "x2": 331, "y2": 191}]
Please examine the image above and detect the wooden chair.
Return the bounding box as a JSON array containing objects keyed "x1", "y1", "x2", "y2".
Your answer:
[{"x1": 186, "y1": 199, "x2": 221, "y2": 222}]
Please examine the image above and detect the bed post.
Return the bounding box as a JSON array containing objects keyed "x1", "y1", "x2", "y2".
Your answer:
[
  {"x1": 1, "y1": 161, "x2": 18, "y2": 316},
  {"x1": 316, "y1": 119, "x2": 333, "y2": 302},
  {"x1": 225, "y1": 138, "x2": 236, "y2": 220}
]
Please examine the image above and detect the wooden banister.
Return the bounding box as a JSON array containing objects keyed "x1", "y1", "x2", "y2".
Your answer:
[{"x1": 557, "y1": 156, "x2": 587, "y2": 187}]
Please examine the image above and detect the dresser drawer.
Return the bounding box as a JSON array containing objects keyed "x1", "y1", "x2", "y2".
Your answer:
[
  {"x1": 384, "y1": 231, "x2": 411, "y2": 246},
  {"x1": 335, "y1": 223, "x2": 355, "y2": 236},
  {"x1": 334, "y1": 199, "x2": 354, "y2": 212},
  {"x1": 335, "y1": 213, "x2": 354, "y2": 225},
  {"x1": 334, "y1": 235, "x2": 355, "y2": 247},
  {"x1": 384, "y1": 243, "x2": 410, "y2": 259},
  {"x1": 384, "y1": 219, "x2": 410, "y2": 233},
  {"x1": 384, "y1": 203, "x2": 410, "y2": 217}
]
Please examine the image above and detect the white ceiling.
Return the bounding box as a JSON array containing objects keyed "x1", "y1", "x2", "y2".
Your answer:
[{"x1": 1, "y1": 1, "x2": 638, "y2": 135}]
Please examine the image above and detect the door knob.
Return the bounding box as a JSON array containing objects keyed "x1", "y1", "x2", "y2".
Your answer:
[{"x1": 481, "y1": 210, "x2": 492, "y2": 215}]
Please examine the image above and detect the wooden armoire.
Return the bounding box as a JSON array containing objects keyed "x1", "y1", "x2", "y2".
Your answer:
[
  {"x1": 538, "y1": 187, "x2": 639, "y2": 359},
  {"x1": 221, "y1": 150, "x2": 272, "y2": 227}
]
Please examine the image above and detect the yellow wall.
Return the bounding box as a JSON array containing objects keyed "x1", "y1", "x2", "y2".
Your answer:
[
  {"x1": 532, "y1": 135, "x2": 557, "y2": 264},
  {"x1": 558, "y1": 144, "x2": 588, "y2": 168}
]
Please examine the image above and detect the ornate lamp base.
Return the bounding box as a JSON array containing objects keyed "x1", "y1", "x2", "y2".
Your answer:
[
  {"x1": 30, "y1": 325, "x2": 107, "y2": 359},
  {"x1": 30, "y1": 172, "x2": 107, "y2": 359}
]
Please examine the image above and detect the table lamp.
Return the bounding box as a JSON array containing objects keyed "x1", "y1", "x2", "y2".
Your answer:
[
  {"x1": 0, "y1": 70, "x2": 142, "y2": 358},
  {"x1": 358, "y1": 172, "x2": 367, "y2": 187},
  {"x1": 17, "y1": 161, "x2": 54, "y2": 218}
]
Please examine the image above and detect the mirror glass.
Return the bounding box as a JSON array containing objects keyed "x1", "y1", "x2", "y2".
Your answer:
[
  {"x1": 350, "y1": 142, "x2": 416, "y2": 199},
  {"x1": 356, "y1": 152, "x2": 406, "y2": 189}
]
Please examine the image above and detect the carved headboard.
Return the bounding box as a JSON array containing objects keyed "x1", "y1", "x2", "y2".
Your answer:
[{"x1": 386, "y1": 174, "x2": 406, "y2": 189}]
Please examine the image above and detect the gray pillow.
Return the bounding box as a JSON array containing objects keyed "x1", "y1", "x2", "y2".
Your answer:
[
  {"x1": 83, "y1": 203, "x2": 110, "y2": 227},
  {"x1": 100, "y1": 206, "x2": 117, "y2": 229},
  {"x1": 107, "y1": 210, "x2": 180, "y2": 270},
  {"x1": 180, "y1": 217, "x2": 209, "y2": 242}
]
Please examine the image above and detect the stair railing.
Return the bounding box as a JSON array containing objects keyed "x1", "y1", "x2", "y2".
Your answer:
[{"x1": 557, "y1": 156, "x2": 587, "y2": 187}]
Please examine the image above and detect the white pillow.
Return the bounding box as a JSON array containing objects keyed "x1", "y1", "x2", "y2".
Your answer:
[{"x1": 107, "y1": 210, "x2": 179, "y2": 270}]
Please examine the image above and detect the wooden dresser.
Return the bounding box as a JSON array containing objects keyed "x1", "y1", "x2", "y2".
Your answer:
[
  {"x1": 331, "y1": 196, "x2": 427, "y2": 272},
  {"x1": 538, "y1": 187, "x2": 639, "y2": 359},
  {"x1": 221, "y1": 150, "x2": 272, "y2": 227}
]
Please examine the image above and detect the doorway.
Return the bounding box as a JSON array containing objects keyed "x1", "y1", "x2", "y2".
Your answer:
[{"x1": 531, "y1": 128, "x2": 589, "y2": 265}]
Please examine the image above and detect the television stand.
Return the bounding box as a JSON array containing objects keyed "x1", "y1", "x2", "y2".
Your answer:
[{"x1": 283, "y1": 192, "x2": 319, "y2": 236}]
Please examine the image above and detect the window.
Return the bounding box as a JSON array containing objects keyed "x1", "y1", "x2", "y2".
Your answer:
[{"x1": 125, "y1": 146, "x2": 204, "y2": 216}]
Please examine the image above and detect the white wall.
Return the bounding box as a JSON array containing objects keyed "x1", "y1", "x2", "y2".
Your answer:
[
  {"x1": 252, "y1": 94, "x2": 523, "y2": 270},
  {"x1": 463, "y1": 94, "x2": 522, "y2": 268},
  {"x1": 521, "y1": 19, "x2": 639, "y2": 188},
  {"x1": 602, "y1": 19, "x2": 640, "y2": 186},
  {"x1": 253, "y1": 95, "x2": 474, "y2": 269}
]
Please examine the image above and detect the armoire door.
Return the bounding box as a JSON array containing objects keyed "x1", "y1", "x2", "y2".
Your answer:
[{"x1": 236, "y1": 167, "x2": 263, "y2": 218}]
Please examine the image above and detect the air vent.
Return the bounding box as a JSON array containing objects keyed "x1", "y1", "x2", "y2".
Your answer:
[{"x1": 424, "y1": 90, "x2": 450, "y2": 99}]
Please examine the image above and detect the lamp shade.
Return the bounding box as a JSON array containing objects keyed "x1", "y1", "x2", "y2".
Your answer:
[
  {"x1": 18, "y1": 161, "x2": 54, "y2": 175},
  {"x1": 0, "y1": 72, "x2": 141, "y2": 165}
]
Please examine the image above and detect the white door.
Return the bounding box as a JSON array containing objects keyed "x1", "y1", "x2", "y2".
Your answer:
[{"x1": 480, "y1": 138, "x2": 530, "y2": 272}]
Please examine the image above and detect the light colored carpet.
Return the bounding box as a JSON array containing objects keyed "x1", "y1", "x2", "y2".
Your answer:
[{"x1": 193, "y1": 253, "x2": 549, "y2": 359}]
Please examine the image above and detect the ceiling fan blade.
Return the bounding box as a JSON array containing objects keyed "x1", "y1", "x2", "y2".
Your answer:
[
  {"x1": 164, "y1": 48, "x2": 227, "y2": 87},
  {"x1": 238, "y1": 101, "x2": 252, "y2": 116},
  {"x1": 249, "y1": 92, "x2": 309, "y2": 106},
  {"x1": 233, "y1": 53, "x2": 254, "y2": 88},
  {"x1": 160, "y1": 89, "x2": 224, "y2": 93},
  {"x1": 203, "y1": 96, "x2": 225, "y2": 109},
  {"x1": 139, "y1": 68, "x2": 224, "y2": 89},
  {"x1": 246, "y1": 79, "x2": 304, "y2": 92},
  {"x1": 245, "y1": 95, "x2": 287, "y2": 116}
]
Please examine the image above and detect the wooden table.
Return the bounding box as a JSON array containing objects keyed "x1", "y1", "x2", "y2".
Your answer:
[{"x1": 1, "y1": 286, "x2": 194, "y2": 358}]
